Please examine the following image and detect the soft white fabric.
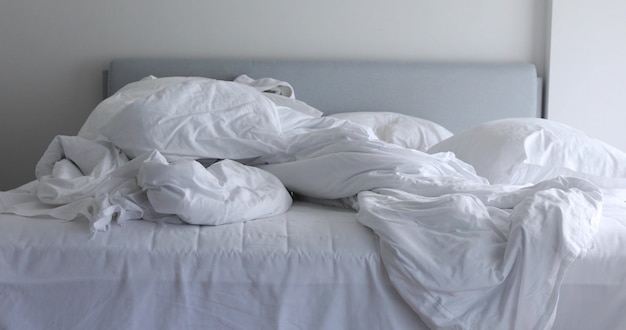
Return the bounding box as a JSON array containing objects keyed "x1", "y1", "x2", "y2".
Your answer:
[
  {"x1": 138, "y1": 158, "x2": 291, "y2": 225},
  {"x1": 235, "y1": 74, "x2": 324, "y2": 118},
  {"x1": 428, "y1": 118, "x2": 626, "y2": 187},
  {"x1": 78, "y1": 76, "x2": 193, "y2": 140},
  {"x1": 258, "y1": 139, "x2": 602, "y2": 330},
  {"x1": 0, "y1": 202, "x2": 427, "y2": 330},
  {"x1": 2, "y1": 199, "x2": 626, "y2": 330},
  {"x1": 330, "y1": 111, "x2": 452, "y2": 151},
  {"x1": 3, "y1": 135, "x2": 292, "y2": 230},
  {"x1": 234, "y1": 74, "x2": 296, "y2": 98},
  {"x1": 357, "y1": 177, "x2": 602, "y2": 329},
  {"x1": 100, "y1": 78, "x2": 285, "y2": 160},
  {"x1": 554, "y1": 198, "x2": 626, "y2": 330},
  {"x1": 0, "y1": 77, "x2": 609, "y2": 329},
  {"x1": 29, "y1": 135, "x2": 162, "y2": 231},
  {"x1": 80, "y1": 75, "x2": 322, "y2": 161}
]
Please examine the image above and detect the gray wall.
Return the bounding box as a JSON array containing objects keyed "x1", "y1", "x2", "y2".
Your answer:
[{"x1": 0, "y1": 0, "x2": 547, "y2": 190}]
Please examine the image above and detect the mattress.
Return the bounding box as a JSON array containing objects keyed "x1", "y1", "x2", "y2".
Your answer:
[
  {"x1": 0, "y1": 201, "x2": 426, "y2": 330},
  {"x1": 1, "y1": 199, "x2": 625, "y2": 329}
]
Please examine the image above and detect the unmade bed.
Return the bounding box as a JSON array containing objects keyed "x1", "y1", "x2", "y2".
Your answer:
[{"x1": 1, "y1": 59, "x2": 625, "y2": 330}]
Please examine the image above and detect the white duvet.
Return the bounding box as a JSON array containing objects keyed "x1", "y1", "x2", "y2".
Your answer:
[{"x1": 0, "y1": 76, "x2": 605, "y2": 329}]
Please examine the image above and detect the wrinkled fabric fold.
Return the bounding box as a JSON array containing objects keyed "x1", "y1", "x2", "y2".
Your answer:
[{"x1": 356, "y1": 177, "x2": 601, "y2": 329}]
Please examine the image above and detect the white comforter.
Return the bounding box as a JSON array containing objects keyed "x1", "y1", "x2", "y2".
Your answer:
[{"x1": 0, "y1": 77, "x2": 603, "y2": 329}]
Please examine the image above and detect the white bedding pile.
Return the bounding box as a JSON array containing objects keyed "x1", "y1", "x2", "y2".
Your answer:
[{"x1": 0, "y1": 76, "x2": 613, "y2": 329}]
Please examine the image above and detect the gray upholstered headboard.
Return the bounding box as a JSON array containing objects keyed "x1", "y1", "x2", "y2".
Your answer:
[{"x1": 103, "y1": 58, "x2": 541, "y2": 133}]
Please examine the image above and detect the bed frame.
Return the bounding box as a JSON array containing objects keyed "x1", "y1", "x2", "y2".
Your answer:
[{"x1": 103, "y1": 59, "x2": 542, "y2": 133}]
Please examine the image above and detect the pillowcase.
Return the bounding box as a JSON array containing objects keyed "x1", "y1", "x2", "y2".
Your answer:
[
  {"x1": 329, "y1": 112, "x2": 452, "y2": 151},
  {"x1": 427, "y1": 118, "x2": 626, "y2": 188}
]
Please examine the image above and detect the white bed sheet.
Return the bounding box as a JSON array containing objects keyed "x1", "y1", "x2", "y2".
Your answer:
[
  {"x1": 1, "y1": 199, "x2": 625, "y2": 329},
  {"x1": 554, "y1": 198, "x2": 626, "y2": 329},
  {"x1": 0, "y1": 201, "x2": 426, "y2": 330}
]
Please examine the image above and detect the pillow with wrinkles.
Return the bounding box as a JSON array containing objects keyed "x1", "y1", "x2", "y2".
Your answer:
[
  {"x1": 427, "y1": 118, "x2": 626, "y2": 189},
  {"x1": 329, "y1": 112, "x2": 453, "y2": 151}
]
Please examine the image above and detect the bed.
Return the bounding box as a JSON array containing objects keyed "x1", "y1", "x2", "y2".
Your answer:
[{"x1": 1, "y1": 59, "x2": 625, "y2": 330}]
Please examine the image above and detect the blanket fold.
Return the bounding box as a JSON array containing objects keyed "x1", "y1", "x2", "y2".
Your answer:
[{"x1": 357, "y1": 177, "x2": 601, "y2": 329}]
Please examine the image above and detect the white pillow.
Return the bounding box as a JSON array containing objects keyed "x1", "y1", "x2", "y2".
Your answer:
[
  {"x1": 329, "y1": 112, "x2": 452, "y2": 151},
  {"x1": 427, "y1": 118, "x2": 626, "y2": 188}
]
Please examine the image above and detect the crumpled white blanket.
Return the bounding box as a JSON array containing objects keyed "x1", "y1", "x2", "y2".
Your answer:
[
  {"x1": 234, "y1": 74, "x2": 324, "y2": 118},
  {"x1": 357, "y1": 178, "x2": 601, "y2": 329},
  {"x1": 0, "y1": 76, "x2": 605, "y2": 329},
  {"x1": 2, "y1": 135, "x2": 291, "y2": 230},
  {"x1": 255, "y1": 119, "x2": 603, "y2": 329}
]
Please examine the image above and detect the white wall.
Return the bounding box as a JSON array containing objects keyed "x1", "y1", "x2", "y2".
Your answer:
[
  {"x1": 0, "y1": 0, "x2": 547, "y2": 190},
  {"x1": 546, "y1": 0, "x2": 626, "y2": 151}
]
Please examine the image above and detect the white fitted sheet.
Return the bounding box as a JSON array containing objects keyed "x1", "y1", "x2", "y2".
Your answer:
[
  {"x1": 1, "y1": 199, "x2": 625, "y2": 329},
  {"x1": 554, "y1": 199, "x2": 626, "y2": 329},
  {"x1": 0, "y1": 201, "x2": 425, "y2": 330}
]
